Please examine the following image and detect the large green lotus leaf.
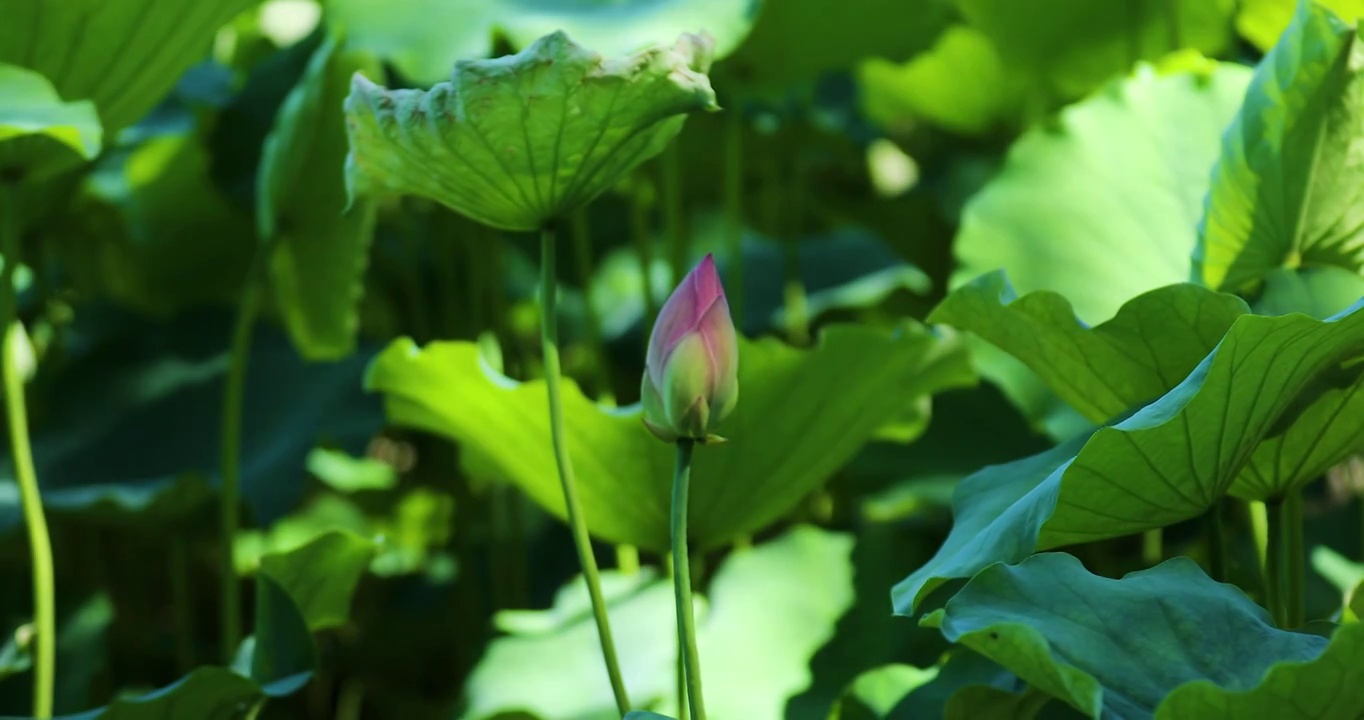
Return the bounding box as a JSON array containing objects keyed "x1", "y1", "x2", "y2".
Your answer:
[
  {"x1": 715, "y1": 0, "x2": 954, "y2": 101},
  {"x1": 365, "y1": 323, "x2": 959, "y2": 552},
  {"x1": 259, "y1": 36, "x2": 381, "y2": 361},
  {"x1": 1237, "y1": 0, "x2": 1364, "y2": 50},
  {"x1": 0, "y1": 64, "x2": 101, "y2": 182},
  {"x1": 895, "y1": 299, "x2": 1364, "y2": 612},
  {"x1": 330, "y1": 0, "x2": 758, "y2": 86},
  {"x1": 953, "y1": 61, "x2": 1251, "y2": 325},
  {"x1": 857, "y1": 25, "x2": 1028, "y2": 135},
  {"x1": 258, "y1": 530, "x2": 376, "y2": 632},
  {"x1": 343, "y1": 31, "x2": 717, "y2": 232},
  {"x1": 466, "y1": 526, "x2": 854, "y2": 720},
  {"x1": 1196, "y1": 2, "x2": 1364, "y2": 293},
  {"x1": 956, "y1": 0, "x2": 1235, "y2": 99},
  {"x1": 1251, "y1": 266, "x2": 1364, "y2": 319},
  {"x1": 1156, "y1": 622, "x2": 1364, "y2": 718},
  {"x1": 0, "y1": 0, "x2": 260, "y2": 133},
  {"x1": 930, "y1": 272, "x2": 1249, "y2": 423},
  {"x1": 922, "y1": 553, "x2": 1331, "y2": 719}
]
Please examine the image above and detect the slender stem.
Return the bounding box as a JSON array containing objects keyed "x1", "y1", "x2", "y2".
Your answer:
[
  {"x1": 1164, "y1": 0, "x2": 1182, "y2": 50},
  {"x1": 615, "y1": 545, "x2": 640, "y2": 575},
  {"x1": 1265, "y1": 497, "x2": 1286, "y2": 627},
  {"x1": 540, "y1": 227, "x2": 631, "y2": 713},
  {"x1": 1251, "y1": 500, "x2": 1269, "y2": 571},
  {"x1": 665, "y1": 552, "x2": 688, "y2": 720},
  {"x1": 170, "y1": 537, "x2": 195, "y2": 672},
  {"x1": 723, "y1": 105, "x2": 744, "y2": 329},
  {"x1": 1141, "y1": 528, "x2": 1162, "y2": 565},
  {"x1": 1207, "y1": 498, "x2": 1227, "y2": 584},
  {"x1": 631, "y1": 180, "x2": 658, "y2": 339},
  {"x1": 1284, "y1": 490, "x2": 1305, "y2": 628},
  {"x1": 671, "y1": 438, "x2": 707, "y2": 720},
  {"x1": 1, "y1": 183, "x2": 54, "y2": 719},
  {"x1": 220, "y1": 247, "x2": 268, "y2": 662},
  {"x1": 661, "y1": 143, "x2": 685, "y2": 288}
]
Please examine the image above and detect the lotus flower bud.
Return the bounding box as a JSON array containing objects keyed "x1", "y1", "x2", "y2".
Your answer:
[{"x1": 641, "y1": 255, "x2": 739, "y2": 443}]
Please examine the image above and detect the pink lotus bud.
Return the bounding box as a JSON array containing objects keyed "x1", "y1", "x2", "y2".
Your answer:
[{"x1": 641, "y1": 254, "x2": 739, "y2": 443}]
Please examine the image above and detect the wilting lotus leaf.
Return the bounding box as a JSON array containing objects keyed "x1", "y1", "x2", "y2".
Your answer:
[{"x1": 344, "y1": 30, "x2": 718, "y2": 231}]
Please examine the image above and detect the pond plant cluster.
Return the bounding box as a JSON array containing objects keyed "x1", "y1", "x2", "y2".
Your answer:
[{"x1": 1, "y1": 0, "x2": 1364, "y2": 718}]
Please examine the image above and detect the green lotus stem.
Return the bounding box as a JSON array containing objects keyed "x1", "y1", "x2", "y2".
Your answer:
[
  {"x1": 672, "y1": 438, "x2": 707, "y2": 720},
  {"x1": 1141, "y1": 528, "x2": 1162, "y2": 565},
  {"x1": 1265, "y1": 497, "x2": 1286, "y2": 627},
  {"x1": 631, "y1": 180, "x2": 659, "y2": 337},
  {"x1": 1283, "y1": 490, "x2": 1305, "y2": 627},
  {"x1": 1164, "y1": 0, "x2": 1182, "y2": 49},
  {"x1": 540, "y1": 226, "x2": 632, "y2": 714},
  {"x1": 661, "y1": 143, "x2": 685, "y2": 288},
  {"x1": 723, "y1": 105, "x2": 744, "y2": 329},
  {"x1": 1207, "y1": 499, "x2": 1227, "y2": 584},
  {"x1": 1, "y1": 183, "x2": 54, "y2": 719},
  {"x1": 219, "y1": 248, "x2": 268, "y2": 662},
  {"x1": 170, "y1": 537, "x2": 195, "y2": 672},
  {"x1": 1250, "y1": 500, "x2": 1269, "y2": 570}
]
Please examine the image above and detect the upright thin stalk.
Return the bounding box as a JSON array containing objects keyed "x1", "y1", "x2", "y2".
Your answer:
[
  {"x1": 1283, "y1": 490, "x2": 1305, "y2": 628},
  {"x1": 220, "y1": 248, "x2": 269, "y2": 662},
  {"x1": 1141, "y1": 528, "x2": 1162, "y2": 565},
  {"x1": 1207, "y1": 498, "x2": 1227, "y2": 584},
  {"x1": 1265, "y1": 497, "x2": 1286, "y2": 627},
  {"x1": 1, "y1": 183, "x2": 54, "y2": 718},
  {"x1": 661, "y1": 143, "x2": 685, "y2": 287},
  {"x1": 671, "y1": 439, "x2": 707, "y2": 720},
  {"x1": 723, "y1": 106, "x2": 744, "y2": 329},
  {"x1": 540, "y1": 227, "x2": 631, "y2": 713}
]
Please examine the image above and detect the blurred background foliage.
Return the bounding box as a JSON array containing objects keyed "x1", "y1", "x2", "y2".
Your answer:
[{"x1": 0, "y1": 0, "x2": 1361, "y2": 718}]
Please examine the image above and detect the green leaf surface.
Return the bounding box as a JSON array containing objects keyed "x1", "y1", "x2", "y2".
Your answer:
[
  {"x1": 828, "y1": 665, "x2": 938, "y2": 720},
  {"x1": 0, "y1": 625, "x2": 31, "y2": 683},
  {"x1": 924, "y1": 553, "x2": 1328, "y2": 719},
  {"x1": 1196, "y1": 1, "x2": 1364, "y2": 292},
  {"x1": 895, "y1": 299, "x2": 1364, "y2": 611},
  {"x1": 930, "y1": 272, "x2": 1249, "y2": 423},
  {"x1": 955, "y1": 0, "x2": 1235, "y2": 99},
  {"x1": 857, "y1": 25, "x2": 1027, "y2": 135},
  {"x1": 953, "y1": 61, "x2": 1251, "y2": 325},
  {"x1": 258, "y1": 530, "x2": 376, "y2": 632},
  {"x1": 1252, "y1": 266, "x2": 1364, "y2": 319},
  {"x1": 343, "y1": 31, "x2": 717, "y2": 231},
  {"x1": 1236, "y1": 0, "x2": 1364, "y2": 51},
  {"x1": 331, "y1": 0, "x2": 759, "y2": 86},
  {"x1": 365, "y1": 323, "x2": 962, "y2": 551},
  {"x1": 0, "y1": 0, "x2": 260, "y2": 133},
  {"x1": 466, "y1": 526, "x2": 853, "y2": 720},
  {"x1": 259, "y1": 35, "x2": 382, "y2": 361},
  {"x1": 1156, "y1": 623, "x2": 1364, "y2": 719},
  {"x1": 0, "y1": 64, "x2": 101, "y2": 182}
]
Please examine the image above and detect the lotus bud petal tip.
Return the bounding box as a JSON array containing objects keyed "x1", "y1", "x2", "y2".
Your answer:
[{"x1": 642, "y1": 253, "x2": 739, "y2": 443}]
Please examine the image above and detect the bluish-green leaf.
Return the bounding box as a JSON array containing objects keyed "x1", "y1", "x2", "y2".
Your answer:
[
  {"x1": 1196, "y1": 1, "x2": 1364, "y2": 291},
  {"x1": 924, "y1": 553, "x2": 1328, "y2": 719},
  {"x1": 895, "y1": 299, "x2": 1364, "y2": 612}
]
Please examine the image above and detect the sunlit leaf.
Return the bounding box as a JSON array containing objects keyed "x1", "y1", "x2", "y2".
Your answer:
[
  {"x1": 331, "y1": 0, "x2": 759, "y2": 86},
  {"x1": 366, "y1": 323, "x2": 962, "y2": 551},
  {"x1": 258, "y1": 530, "x2": 376, "y2": 632},
  {"x1": 0, "y1": 64, "x2": 101, "y2": 182},
  {"x1": 0, "y1": 0, "x2": 261, "y2": 133},
  {"x1": 827, "y1": 664, "x2": 938, "y2": 720},
  {"x1": 259, "y1": 35, "x2": 382, "y2": 361},
  {"x1": 1236, "y1": 0, "x2": 1364, "y2": 51},
  {"x1": 930, "y1": 272, "x2": 1248, "y2": 423},
  {"x1": 895, "y1": 299, "x2": 1364, "y2": 612},
  {"x1": 1196, "y1": 1, "x2": 1364, "y2": 292},
  {"x1": 923, "y1": 553, "x2": 1332, "y2": 718},
  {"x1": 467, "y1": 526, "x2": 853, "y2": 720},
  {"x1": 343, "y1": 31, "x2": 717, "y2": 231},
  {"x1": 857, "y1": 26, "x2": 1027, "y2": 135}
]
